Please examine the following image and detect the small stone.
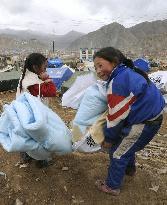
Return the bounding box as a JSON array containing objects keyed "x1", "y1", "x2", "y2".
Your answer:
[
  {"x1": 15, "y1": 198, "x2": 23, "y2": 205},
  {"x1": 158, "y1": 167, "x2": 167, "y2": 174},
  {"x1": 149, "y1": 185, "x2": 159, "y2": 192},
  {"x1": 15, "y1": 161, "x2": 21, "y2": 167},
  {"x1": 64, "y1": 186, "x2": 67, "y2": 192},
  {"x1": 62, "y1": 167, "x2": 69, "y2": 171},
  {"x1": 19, "y1": 163, "x2": 28, "y2": 168},
  {"x1": 0, "y1": 171, "x2": 6, "y2": 179}
]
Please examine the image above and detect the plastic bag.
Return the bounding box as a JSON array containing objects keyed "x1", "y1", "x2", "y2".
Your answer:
[
  {"x1": 72, "y1": 132, "x2": 101, "y2": 153},
  {"x1": 72, "y1": 84, "x2": 107, "y2": 135},
  {"x1": 149, "y1": 71, "x2": 167, "y2": 93},
  {"x1": 62, "y1": 73, "x2": 97, "y2": 109}
]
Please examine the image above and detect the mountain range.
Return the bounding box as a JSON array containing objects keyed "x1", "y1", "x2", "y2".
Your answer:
[
  {"x1": 68, "y1": 19, "x2": 167, "y2": 54},
  {"x1": 0, "y1": 19, "x2": 167, "y2": 54},
  {"x1": 0, "y1": 29, "x2": 84, "y2": 53}
]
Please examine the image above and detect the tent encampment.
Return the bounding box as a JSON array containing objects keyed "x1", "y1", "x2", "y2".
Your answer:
[
  {"x1": 0, "y1": 70, "x2": 21, "y2": 92},
  {"x1": 47, "y1": 66, "x2": 74, "y2": 90},
  {"x1": 48, "y1": 58, "x2": 63, "y2": 68},
  {"x1": 133, "y1": 58, "x2": 150, "y2": 72}
]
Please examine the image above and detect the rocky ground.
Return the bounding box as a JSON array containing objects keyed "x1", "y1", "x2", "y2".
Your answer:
[{"x1": 0, "y1": 91, "x2": 167, "y2": 205}]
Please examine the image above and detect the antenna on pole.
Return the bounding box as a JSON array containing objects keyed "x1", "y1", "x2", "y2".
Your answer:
[{"x1": 52, "y1": 41, "x2": 55, "y2": 53}]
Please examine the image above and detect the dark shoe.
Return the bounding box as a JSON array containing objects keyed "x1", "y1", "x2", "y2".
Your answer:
[
  {"x1": 35, "y1": 160, "x2": 49, "y2": 168},
  {"x1": 20, "y1": 152, "x2": 33, "y2": 163},
  {"x1": 95, "y1": 180, "x2": 120, "y2": 195},
  {"x1": 125, "y1": 166, "x2": 136, "y2": 176}
]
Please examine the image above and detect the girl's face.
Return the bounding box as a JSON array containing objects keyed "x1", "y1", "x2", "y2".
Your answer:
[
  {"x1": 94, "y1": 57, "x2": 116, "y2": 81},
  {"x1": 33, "y1": 60, "x2": 47, "y2": 75}
]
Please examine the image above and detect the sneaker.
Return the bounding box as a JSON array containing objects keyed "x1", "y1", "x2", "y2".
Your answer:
[
  {"x1": 20, "y1": 152, "x2": 33, "y2": 163},
  {"x1": 125, "y1": 166, "x2": 136, "y2": 176},
  {"x1": 95, "y1": 180, "x2": 120, "y2": 195},
  {"x1": 35, "y1": 160, "x2": 49, "y2": 168}
]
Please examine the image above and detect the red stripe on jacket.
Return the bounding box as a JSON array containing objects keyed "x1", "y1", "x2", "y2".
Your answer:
[
  {"x1": 107, "y1": 94, "x2": 136, "y2": 121},
  {"x1": 107, "y1": 94, "x2": 125, "y2": 108}
]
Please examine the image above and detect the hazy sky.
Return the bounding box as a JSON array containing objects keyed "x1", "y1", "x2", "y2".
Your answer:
[{"x1": 0, "y1": 0, "x2": 167, "y2": 35}]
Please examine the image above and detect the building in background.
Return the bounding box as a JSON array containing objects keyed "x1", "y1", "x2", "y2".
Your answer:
[{"x1": 79, "y1": 48, "x2": 99, "y2": 62}]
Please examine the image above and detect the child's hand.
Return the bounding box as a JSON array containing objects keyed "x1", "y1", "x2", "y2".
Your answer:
[
  {"x1": 101, "y1": 141, "x2": 113, "y2": 148},
  {"x1": 44, "y1": 78, "x2": 53, "y2": 83},
  {"x1": 39, "y1": 72, "x2": 49, "y2": 81}
]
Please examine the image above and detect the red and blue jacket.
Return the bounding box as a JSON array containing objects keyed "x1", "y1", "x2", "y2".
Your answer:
[{"x1": 105, "y1": 64, "x2": 165, "y2": 142}]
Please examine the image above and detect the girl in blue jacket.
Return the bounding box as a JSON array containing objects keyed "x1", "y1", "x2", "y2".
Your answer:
[{"x1": 93, "y1": 47, "x2": 165, "y2": 195}]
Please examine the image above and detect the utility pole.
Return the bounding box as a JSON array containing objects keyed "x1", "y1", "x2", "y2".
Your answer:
[{"x1": 52, "y1": 41, "x2": 55, "y2": 54}]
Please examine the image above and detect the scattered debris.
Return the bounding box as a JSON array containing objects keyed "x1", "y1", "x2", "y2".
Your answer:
[
  {"x1": 137, "y1": 138, "x2": 167, "y2": 165},
  {"x1": 15, "y1": 198, "x2": 23, "y2": 205},
  {"x1": 0, "y1": 171, "x2": 6, "y2": 179},
  {"x1": 149, "y1": 185, "x2": 159, "y2": 192},
  {"x1": 64, "y1": 185, "x2": 67, "y2": 192},
  {"x1": 19, "y1": 163, "x2": 29, "y2": 168},
  {"x1": 71, "y1": 195, "x2": 84, "y2": 204},
  {"x1": 62, "y1": 166, "x2": 69, "y2": 171},
  {"x1": 158, "y1": 167, "x2": 167, "y2": 174},
  {"x1": 15, "y1": 161, "x2": 21, "y2": 167}
]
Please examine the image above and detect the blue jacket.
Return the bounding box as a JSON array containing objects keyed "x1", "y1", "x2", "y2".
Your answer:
[{"x1": 105, "y1": 64, "x2": 165, "y2": 140}]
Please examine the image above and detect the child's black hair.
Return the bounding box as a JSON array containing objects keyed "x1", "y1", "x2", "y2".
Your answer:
[
  {"x1": 93, "y1": 47, "x2": 150, "y2": 84},
  {"x1": 19, "y1": 53, "x2": 47, "y2": 92}
]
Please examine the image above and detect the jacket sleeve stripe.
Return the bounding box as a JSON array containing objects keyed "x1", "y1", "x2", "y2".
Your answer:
[
  {"x1": 107, "y1": 109, "x2": 130, "y2": 128},
  {"x1": 107, "y1": 95, "x2": 136, "y2": 128},
  {"x1": 108, "y1": 92, "x2": 135, "y2": 114}
]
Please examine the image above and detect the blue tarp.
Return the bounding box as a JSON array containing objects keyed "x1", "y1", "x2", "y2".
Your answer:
[
  {"x1": 47, "y1": 67, "x2": 73, "y2": 90},
  {"x1": 48, "y1": 58, "x2": 63, "y2": 68},
  {"x1": 133, "y1": 58, "x2": 150, "y2": 72}
]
